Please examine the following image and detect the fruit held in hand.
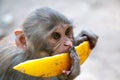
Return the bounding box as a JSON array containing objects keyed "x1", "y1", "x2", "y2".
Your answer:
[{"x1": 13, "y1": 41, "x2": 91, "y2": 77}]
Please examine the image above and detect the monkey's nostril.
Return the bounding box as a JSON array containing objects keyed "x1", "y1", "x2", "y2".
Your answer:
[{"x1": 64, "y1": 41, "x2": 73, "y2": 48}]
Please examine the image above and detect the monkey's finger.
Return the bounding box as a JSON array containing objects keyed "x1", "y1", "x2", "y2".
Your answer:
[
  {"x1": 74, "y1": 36, "x2": 88, "y2": 46},
  {"x1": 70, "y1": 47, "x2": 80, "y2": 66},
  {"x1": 69, "y1": 47, "x2": 80, "y2": 76},
  {"x1": 62, "y1": 70, "x2": 71, "y2": 75},
  {"x1": 79, "y1": 36, "x2": 88, "y2": 42},
  {"x1": 69, "y1": 47, "x2": 80, "y2": 62},
  {"x1": 80, "y1": 29, "x2": 98, "y2": 49},
  {"x1": 67, "y1": 57, "x2": 80, "y2": 80}
]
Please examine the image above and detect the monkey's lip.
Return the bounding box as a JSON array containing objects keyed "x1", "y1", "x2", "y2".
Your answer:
[{"x1": 59, "y1": 49, "x2": 70, "y2": 54}]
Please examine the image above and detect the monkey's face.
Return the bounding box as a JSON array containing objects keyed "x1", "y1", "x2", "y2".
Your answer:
[{"x1": 48, "y1": 24, "x2": 73, "y2": 55}]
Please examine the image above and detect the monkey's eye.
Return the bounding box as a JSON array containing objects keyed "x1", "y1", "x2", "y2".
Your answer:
[
  {"x1": 52, "y1": 32, "x2": 61, "y2": 40},
  {"x1": 65, "y1": 28, "x2": 72, "y2": 37}
]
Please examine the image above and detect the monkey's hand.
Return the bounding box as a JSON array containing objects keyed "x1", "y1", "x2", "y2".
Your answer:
[
  {"x1": 74, "y1": 28, "x2": 98, "y2": 49},
  {"x1": 58, "y1": 47, "x2": 80, "y2": 80},
  {"x1": 67, "y1": 47, "x2": 80, "y2": 80}
]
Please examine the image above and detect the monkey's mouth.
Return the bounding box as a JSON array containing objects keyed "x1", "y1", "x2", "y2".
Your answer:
[
  {"x1": 58, "y1": 49, "x2": 70, "y2": 54},
  {"x1": 53, "y1": 47, "x2": 71, "y2": 55}
]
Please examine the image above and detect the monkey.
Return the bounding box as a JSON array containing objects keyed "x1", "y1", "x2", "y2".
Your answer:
[{"x1": 0, "y1": 7, "x2": 98, "y2": 80}]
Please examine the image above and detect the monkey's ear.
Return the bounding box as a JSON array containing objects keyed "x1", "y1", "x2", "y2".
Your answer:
[{"x1": 14, "y1": 29, "x2": 27, "y2": 50}]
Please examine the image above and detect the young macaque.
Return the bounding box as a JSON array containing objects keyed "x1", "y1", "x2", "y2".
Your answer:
[{"x1": 0, "y1": 7, "x2": 98, "y2": 80}]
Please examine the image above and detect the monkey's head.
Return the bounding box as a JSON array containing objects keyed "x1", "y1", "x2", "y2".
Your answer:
[{"x1": 15, "y1": 7, "x2": 74, "y2": 57}]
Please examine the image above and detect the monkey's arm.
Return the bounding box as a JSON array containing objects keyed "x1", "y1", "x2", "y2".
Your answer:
[
  {"x1": 74, "y1": 28, "x2": 98, "y2": 49},
  {"x1": 57, "y1": 47, "x2": 80, "y2": 80}
]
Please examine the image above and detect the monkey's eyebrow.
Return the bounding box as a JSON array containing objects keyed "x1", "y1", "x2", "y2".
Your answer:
[
  {"x1": 68, "y1": 25, "x2": 73, "y2": 29},
  {"x1": 46, "y1": 27, "x2": 57, "y2": 37},
  {"x1": 49, "y1": 26, "x2": 61, "y2": 33},
  {"x1": 64, "y1": 24, "x2": 73, "y2": 28}
]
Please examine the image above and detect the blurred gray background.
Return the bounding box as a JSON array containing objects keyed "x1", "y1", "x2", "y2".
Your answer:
[{"x1": 0, "y1": 0, "x2": 120, "y2": 80}]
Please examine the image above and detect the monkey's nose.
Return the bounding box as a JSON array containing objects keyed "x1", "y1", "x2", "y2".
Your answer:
[{"x1": 64, "y1": 41, "x2": 73, "y2": 48}]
